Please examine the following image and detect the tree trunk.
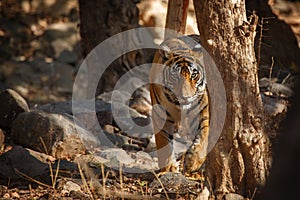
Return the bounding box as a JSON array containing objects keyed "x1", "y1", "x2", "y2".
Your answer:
[
  {"x1": 193, "y1": 1, "x2": 271, "y2": 198},
  {"x1": 164, "y1": 0, "x2": 189, "y2": 37},
  {"x1": 78, "y1": 0, "x2": 144, "y2": 96}
]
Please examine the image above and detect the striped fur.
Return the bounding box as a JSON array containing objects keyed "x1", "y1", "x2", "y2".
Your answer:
[{"x1": 150, "y1": 35, "x2": 210, "y2": 174}]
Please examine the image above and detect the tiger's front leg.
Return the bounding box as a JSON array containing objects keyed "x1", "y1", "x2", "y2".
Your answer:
[
  {"x1": 183, "y1": 124, "x2": 209, "y2": 174},
  {"x1": 152, "y1": 108, "x2": 178, "y2": 172},
  {"x1": 155, "y1": 129, "x2": 178, "y2": 172},
  {"x1": 184, "y1": 94, "x2": 210, "y2": 174}
]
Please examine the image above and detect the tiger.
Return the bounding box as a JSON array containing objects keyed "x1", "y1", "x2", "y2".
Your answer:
[{"x1": 149, "y1": 34, "x2": 210, "y2": 175}]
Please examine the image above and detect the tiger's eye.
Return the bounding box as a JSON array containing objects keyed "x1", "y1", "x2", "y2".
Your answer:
[{"x1": 191, "y1": 72, "x2": 198, "y2": 79}]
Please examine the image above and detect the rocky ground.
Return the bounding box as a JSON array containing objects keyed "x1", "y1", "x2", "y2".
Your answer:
[{"x1": 0, "y1": 0, "x2": 299, "y2": 199}]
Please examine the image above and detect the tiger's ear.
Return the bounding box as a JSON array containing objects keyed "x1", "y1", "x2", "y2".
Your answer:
[{"x1": 159, "y1": 44, "x2": 173, "y2": 60}]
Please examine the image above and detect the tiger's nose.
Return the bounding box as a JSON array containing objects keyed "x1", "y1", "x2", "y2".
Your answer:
[{"x1": 174, "y1": 75, "x2": 195, "y2": 98}]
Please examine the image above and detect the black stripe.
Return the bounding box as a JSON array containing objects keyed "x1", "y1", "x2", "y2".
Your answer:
[
  {"x1": 200, "y1": 124, "x2": 209, "y2": 131},
  {"x1": 167, "y1": 118, "x2": 175, "y2": 123},
  {"x1": 199, "y1": 103, "x2": 208, "y2": 114},
  {"x1": 199, "y1": 115, "x2": 209, "y2": 126},
  {"x1": 152, "y1": 88, "x2": 160, "y2": 103},
  {"x1": 186, "y1": 101, "x2": 201, "y2": 115},
  {"x1": 161, "y1": 129, "x2": 173, "y2": 140},
  {"x1": 190, "y1": 115, "x2": 200, "y2": 132},
  {"x1": 186, "y1": 95, "x2": 203, "y2": 114},
  {"x1": 165, "y1": 91, "x2": 180, "y2": 105},
  {"x1": 190, "y1": 115, "x2": 209, "y2": 135}
]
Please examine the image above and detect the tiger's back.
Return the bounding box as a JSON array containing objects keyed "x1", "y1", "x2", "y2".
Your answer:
[{"x1": 150, "y1": 35, "x2": 210, "y2": 174}]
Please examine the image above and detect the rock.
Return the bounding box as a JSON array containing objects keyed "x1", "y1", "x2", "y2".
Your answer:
[
  {"x1": 259, "y1": 77, "x2": 273, "y2": 88},
  {"x1": 0, "y1": 129, "x2": 4, "y2": 147},
  {"x1": 52, "y1": 159, "x2": 79, "y2": 174},
  {"x1": 270, "y1": 82, "x2": 294, "y2": 97},
  {"x1": 150, "y1": 172, "x2": 199, "y2": 195},
  {"x1": 59, "y1": 180, "x2": 82, "y2": 196},
  {"x1": 196, "y1": 187, "x2": 210, "y2": 200},
  {"x1": 129, "y1": 87, "x2": 152, "y2": 116},
  {"x1": 26, "y1": 148, "x2": 56, "y2": 164},
  {"x1": 259, "y1": 77, "x2": 294, "y2": 97},
  {"x1": 96, "y1": 148, "x2": 135, "y2": 166},
  {"x1": 146, "y1": 134, "x2": 157, "y2": 152},
  {"x1": 30, "y1": 59, "x2": 74, "y2": 94},
  {"x1": 10, "y1": 111, "x2": 100, "y2": 159},
  {"x1": 42, "y1": 22, "x2": 79, "y2": 59},
  {"x1": 103, "y1": 131, "x2": 143, "y2": 150},
  {"x1": 110, "y1": 101, "x2": 152, "y2": 138},
  {"x1": 10, "y1": 192, "x2": 20, "y2": 199},
  {"x1": 38, "y1": 98, "x2": 153, "y2": 139},
  {"x1": 51, "y1": 38, "x2": 74, "y2": 59},
  {"x1": 261, "y1": 94, "x2": 287, "y2": 116},
  {"x1": 103, "y1": 124, "x2": 115, "y2": 133},
  {"x1": 0, "y1": 145, "x2": 50, "y2": 182},
  {"x1": 70, "y1": 190, "x2": 89, "y2": 200},
  {"x1": 0, "y1": 89, "x2": 30, "y2": 129},
  {"x1": 37, "y1": 99, "x2": 113, "y2": 130},
  {"x1": 77, "y1": 149, "x2": 158, "y2": 174},
  {"x1": 58, "y1": 50, "x2": 78, "y2": 65},
  {"x1": 224, "y1": 193, "x2": 244, "y2": 200},
  {"x1": 130, "y1": 151, "x2": 158, "y2": 170},
  {"x1": 3, "y1": 193, "x2": 10, "y2": 199}
]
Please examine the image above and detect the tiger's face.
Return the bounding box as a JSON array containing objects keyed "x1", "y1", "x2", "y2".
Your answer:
[{"x1": 159, "y1": 44, "x2": 206, "y2": 106}]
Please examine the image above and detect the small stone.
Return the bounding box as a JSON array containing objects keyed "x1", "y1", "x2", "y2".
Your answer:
[
  {"x1": 10, "y1": 192, "x2": 20, "y2": 199},
  {"x1": 132, "y1": 151, "x2": 158, "y2": 170},
  {"x1": 58, "y1": 50, "x2": 78, "y2": 64},
  {"x1": 103, "y1": 124, "x2": 115, "y2": 134},
  {"x1": 70, "y1": 190, "x2": 87, "y2": 199},
  {"x1": 0, "y1": 89, "x2": 29, "y2": 129},
  {"x1": 61, "y1": 180, "x2": 82, "y2": 196},
  {"x1": 150, "y1": 172, "x2": 199, "y2": 194},
  {"x1": 196, "y1": 187, "x2": 210, "y2": 200},
  {"x1": 270, "y1": 82, "x2": 294, "y2": 97},
  {"x1": 224, "y1": 193, "x2": 244, "y2": 200},
  {"x1": 97, "y1": 148, "x2": 134, "y2": 166},
  {"x1": 262, "y1": 94, "x2": 287, "y2": 116},
  {"x1": 129, "y1": 85, "x2": 152, "y2": 116},
  {"x1": 3, "y1": 193, "x2": 10, "y2": 198}
]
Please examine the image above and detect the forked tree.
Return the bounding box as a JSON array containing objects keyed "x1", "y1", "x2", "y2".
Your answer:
[{"x1": 193, "y1": 1, "x2": 271, "y2": 198}]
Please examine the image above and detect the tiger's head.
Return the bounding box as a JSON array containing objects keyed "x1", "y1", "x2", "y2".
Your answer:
[{"x1": 159, "y1": 37, "x2": 206, "y2": 106}]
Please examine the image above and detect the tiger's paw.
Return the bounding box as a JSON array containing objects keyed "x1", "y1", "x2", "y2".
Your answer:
[
  {"x1": 184, "y1": 171, "x2": 205, "y2": 181},
  {"x1": 158, "y1": 163, "x2": 179, "y2": 177}
]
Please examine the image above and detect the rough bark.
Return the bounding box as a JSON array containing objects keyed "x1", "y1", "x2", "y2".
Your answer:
[
  {"x1": 78, "y1": 0, "x2": 144, "y2": 96},
  {"x1": 193, "y1": 1, "x2": 271, "y2": 198}
]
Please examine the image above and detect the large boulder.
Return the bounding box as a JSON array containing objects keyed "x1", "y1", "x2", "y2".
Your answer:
[
  {"x1": 0, "y1": 145, "x2": 50, "y2": 182},
  {"x1": 0, "y1": 89, "x2": 29, "y2": 129},
  {"x1": 10, "y1": 111, "x2": 100, "y2": 159}
]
